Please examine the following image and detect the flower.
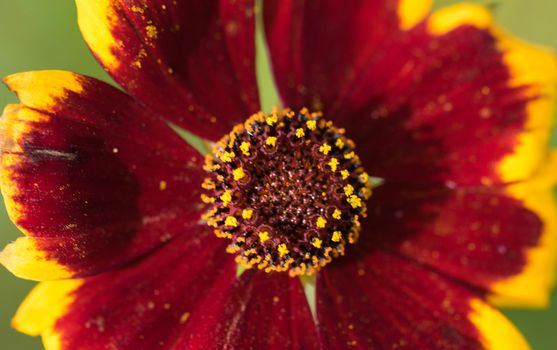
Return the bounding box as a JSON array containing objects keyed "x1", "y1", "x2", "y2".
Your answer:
[{"x1": 1, "y1": 0, "x2": 557, "y2": 349}]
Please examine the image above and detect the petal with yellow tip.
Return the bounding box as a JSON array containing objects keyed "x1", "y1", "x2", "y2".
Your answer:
[
  {"x1": 398, "y1": 0, "x2": 432, "y2": 30},
  {"x1": 12, "y1": 280, "x2": 83, "y2": 336},
  {"x1": 469, "y1": 298, "x2": 530, "y2": 350},
  {"x1": 76, "y1": 0, "x2": 261, "y2": 141},
  {"x1": 9, "y1": 231, "x2": 246, "y2": 350},
  {"x1": 317, "y1": 251, "x2": 531, "y2": 349},
  {"x1": 489, "y1": 151, "x2": 557, "y2": 308},
  {"x1": 0, "y1": 73, "x2": 206, "y2": 280}
]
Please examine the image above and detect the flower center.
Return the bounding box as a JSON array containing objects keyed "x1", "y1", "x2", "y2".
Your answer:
[{"x1": 201, "y1": 108, "x2": 372, "y2": 276}]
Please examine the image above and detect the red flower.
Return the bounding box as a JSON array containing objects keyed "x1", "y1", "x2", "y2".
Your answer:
[{"x1": 1, "y1": 1, "x2": 557, "y2": 349}]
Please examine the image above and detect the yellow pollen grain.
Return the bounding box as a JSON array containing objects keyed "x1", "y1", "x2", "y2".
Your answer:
[
  {"x1": 319, "y1": 143, "x2": 332, "y2": 155},
  {"x1": 328, "y1": 158, "x2": 339, "y2": 172},
  {"x1": 295, "y1": 128, "x2": 305, "y2": 138},
  {"x1": 344, "y1": 151, "x2": 355, "y2": 159},
  {"x1": 239, "y1": 141, "x2": 251, "y2": 156},
  {"x1": 202, "y1": 178, "x2": 216, "y2": 190},
  {"x1": 316, "y1": 216, "x2": 327, "y2": 228},
  {"x1": 226, "y1": 244, "x2": 240, "y2": 253},
  {"x1": 131, "y1": 5, "x2": 144, "y2": 13},
  {"x1": 159, "y1": 180, "x2": 167, "y2": 191},
  {"x1": 266, "y1": 113, "x2": 278, "y2": 126},
  {"x1": 278, "y1": 243, "x2": 289, "y2": 257},
  {"x1": 341, "y1": 170, "x2": 350, "y2": 180},
  {"x1": 332, "y1": 209, "x2": 342, "y2": 220},
  {"x1": 180, "y1": 312, "x2": 190, "y2": 324},
  {"x1": 344, "y1": 184, "x2": 354, "y2": 197},
  {"x1": 347, "y1": 195, "x2": 362, "y2": 209},
  {"x1": 232, "y1": 167, "x2": 246, "y2": 181},
  {"x1": 242, "y1": 209, "x2": 253, "y2": 220},
  {"x1": 220, "y1": 190, "x2": 232, "y2": 206},
  {"x1": 200, "y1": 194, "x2": 215, "y2": 204},
  {"x1": 202, "y1": 207, "x2": 217, "y2": 221},
  {"x1": 265, "y1": 136, "x2": 277, "y2": 147},
  {"x1": 208, "y1": 218, "x2": 219, "y2": 228},
  {"x1": 145, "y1": 25, "x2": 158, "y2": 39},
  {"x1": 259, "y1": 231, "x2": 270, "y2": 243},
  {"x1": 220, "y1": 151, "x2": 235, "y2": 163},
  {"x1": 224, "y1": 216, "x2": 238, "y2": 228},
  {"x1": 335, "y1": 138, "x2": 345, "y2": 149},
  {"x1": 306, "y1": 119, "x2": 317, "y2": 130},
  {"x1": 312, "y1": 238, "x2": 323, "y2": 249},
  {"x1": 332, "y1": 231, "x2": 342, "y2": 242}
]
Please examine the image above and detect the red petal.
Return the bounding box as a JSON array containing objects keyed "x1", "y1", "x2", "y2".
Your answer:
[
  {"x1": 76, "y1": 0, "x2": 260, "y2": 141},
  {"x1": 358, "y1": 152, "x2": 557, "y2": 308},
  {"x1": 363, "y1": 184, "x2": 537, "y2": 290},
  {"x1": 266, "y1": 3, "x2": 556, "y2": 185},
  {"x1": 0, "y1": 71, "x2": 205, "y2": 280},
  {"x1": 341, "y1": 22, "x2": 551, "y2": 185},
  {"x1": 317, "y1": 251, "x2": 530, "y2": 349},
  {"x1": 263, "y1": 0, "x2": 430, "y2": 111},
  {"x1": 174, "y1": 271, "x2": 319, "y2": 349},
  {"x1": 12, "y1": 227, "x2": 237, "y2": 349}
]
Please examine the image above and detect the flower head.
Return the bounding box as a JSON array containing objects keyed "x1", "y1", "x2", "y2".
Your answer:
[{"x1": 1, "y1": 1, "x2": 557, "y2": 349}]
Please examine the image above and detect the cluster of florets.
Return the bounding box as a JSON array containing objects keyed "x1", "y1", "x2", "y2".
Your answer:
[{"x1": 201, "y1": 108, "x2": 372, "y2": 276}]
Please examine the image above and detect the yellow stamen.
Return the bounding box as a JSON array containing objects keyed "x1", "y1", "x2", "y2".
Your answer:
[
  {"x1": 335, "y1": 138, "x2": 345, "y2": 149},
  {"x1": 233, "y1": 167, "x2": 246, "y2": 181},
  {"x1": 306, "y1": 120, "x2": 317, "y2": 130},
  {"x1": 319, "y1": 143, "x2": 332, "y2": 155},
  {"x1": 344, "y1": 151, "x2": 355, "y2": 159},
  {"x1": 266, "y1": 136, "x2": 277, "y2": 147},
  {"x1": 224, "y1": 216, "x2": 238, "y2": 228},
  {"x1": 332, "y1": 209, "x2": 342, "y2": 220},
  {"x1": 240, "y1": 141, "x2": 251, "y2": 156},
  {"x1": 359, "y1": 172, "x2": 369, "y2": 184},
  {"x1": 332, "y1": 231, "x2": 342, "y2": 242},
  {"x1": 312, "y1": 238, "x2": 323, "y2": 249},
  {"x1": 347, "y1": 195, "x2": 362, "y2": 209},
  {"x1": 266, "y1": 113, "x2": 278, "y2": 126},
  {"x1": 344, "y1": 184, "x2": 354, "y2": 197},
  {"x1": 295, "y1": 128, "x2": 305, "y2": 138},
  {"x1": 259, "y1": 231, "x2": 270, "y2": 243},
  {"x1": 220, "y1": 151, "x2": 235, "y2": 163},
  {"x1": 316, "y1": 216, "x2": 327, "y2": 228},
  {"x1": 361, "y1": 187, "x2": 372, "y2": 200},
  {"x1": 341, "y1": 169, "x2": 350, "y2": 180},
  {"x1": 328, "y1": 158, "x2": 339, "y2": 172},
  {"x1": 242, "y1": 209, "x2": 253, "y2": 220},
  {"x1": 278, "y1": 243, "x2": 289, "y2": 257},
  {"x1": 220, "y1": 190, "x2": 232, "y2": 206}
]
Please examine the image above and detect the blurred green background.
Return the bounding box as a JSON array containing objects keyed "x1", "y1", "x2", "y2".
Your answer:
[{"x1": 0, "y1": 0, "x2": 556, "y2": 349}]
